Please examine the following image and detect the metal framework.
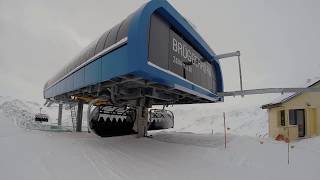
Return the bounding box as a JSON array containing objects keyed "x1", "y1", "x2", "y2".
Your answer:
[
  {"x1": 218, "y1": 87, "x2": 320, "y2": 97},
  {"x1": 44, "y1": 47, "x2": 320, "y2": 138},
  {"x1": 215, "y1": 51, "x2": 320, "y2": 97},
  {"x1": 45, "y1": 74, "x2": 217, "y2": 108}
]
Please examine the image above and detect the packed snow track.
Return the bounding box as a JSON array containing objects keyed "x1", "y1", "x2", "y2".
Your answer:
[{"x1": 1, "y1": 98, "x2": 320, "y2": 180}]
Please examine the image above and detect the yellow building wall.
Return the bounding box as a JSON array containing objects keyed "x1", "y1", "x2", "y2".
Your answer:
[
  {"x1": 267, "y1": 89, "x2": 320, "y2": 141},
  {"x1": 268, "y1": 108, "x2": 281, "y2": 138},
  {"x1": 268, "y1": 108, "x2": 298, "y2": 141},
  {"x1": 317, "y1": 108, "x2": 320, "y2": 135},
  {"x1": 309, "y1": 108, "x2": 317, "y2": 136}
]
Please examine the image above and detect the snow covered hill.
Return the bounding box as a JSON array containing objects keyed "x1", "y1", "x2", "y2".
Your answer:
[
  {"x1": 1, "y1": 97, "x2": 320, "y2": 180},
  {"x1": 0, "y1": 97, "x2": 85, "y2": 129},
  {"x1": 0, "y1": 96, "x2": 268, "y2": 137},
  {"x1": 168, "y1": 104, "x2": 268, "y2": 137}
]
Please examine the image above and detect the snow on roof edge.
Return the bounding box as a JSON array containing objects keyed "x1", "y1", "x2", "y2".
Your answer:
[{"x1": 262, "y1": 78, "x2": 320, "y2": 109}]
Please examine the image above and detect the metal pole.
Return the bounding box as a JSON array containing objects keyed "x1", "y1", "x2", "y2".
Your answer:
[
  {"x1": 136, "y1": 98, "x2": 149, "y2": 138},
  {"x1": 218, "y1": 87, "x2": 320, "y2": 97},
  {"x1": 224, "y1": 112, "x2": 226, "y2": 149},
  {"x1": 76, "y1": 101, "x2": 83, "y2": 132},
  {"x1": 58, "y1": 104, "x2": 63, "y2": 126},
  {"x1": 215, "y1": 51, "x2": 243, "y2": 97},
  {"x1": 87, "y1": 99, "x2": 101, "y2": 133},
  {"x1": 237, "y1": 55, "x2": 244, "y2": 97},
  {"x1": 287, "y1": 128, "x2": 290, "y2": 165}
]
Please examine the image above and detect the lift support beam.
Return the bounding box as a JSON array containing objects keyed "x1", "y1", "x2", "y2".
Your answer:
[
  {"x1": 218, "y1": 87, "x2": 320, "y2": 97},
  {"x1": 215, "y1": 51, "x2": 320, "y2": 98}
]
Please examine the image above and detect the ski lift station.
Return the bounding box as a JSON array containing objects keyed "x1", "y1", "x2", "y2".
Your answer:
[
  {"x1": 42, "y1": 0, "x2": 320, "y2": 137},
  {"x1": 43, "y1": 0, "x2": 224, "y2": 137}
]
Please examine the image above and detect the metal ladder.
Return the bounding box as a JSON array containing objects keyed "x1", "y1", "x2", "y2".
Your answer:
[{"x1": 70, "y1": 105, "x2": 77, "y2": 132}]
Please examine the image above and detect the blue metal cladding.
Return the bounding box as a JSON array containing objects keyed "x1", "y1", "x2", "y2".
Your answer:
[
  {"x1": 66, "y1": 75, "x2": 74, "y2": 93},
  {"x1": 73, "y1": 68, "x2": 85, "y2": 90},
  {"x1": 85, "y1": 58, "x2": 102, "y2": 86},
  {"x1": 44, "y1": 0, "x2": 224, "y2": 102},
  {"x1": 101, "y1": 46, "x2": 129, "y2": 82}
]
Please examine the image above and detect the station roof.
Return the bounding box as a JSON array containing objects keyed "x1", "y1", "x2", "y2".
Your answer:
[{"x1": 44, "y1": 13, "x2": 134, "y2": 90}]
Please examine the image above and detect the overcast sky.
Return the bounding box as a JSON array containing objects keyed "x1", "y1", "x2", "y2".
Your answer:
[{"x1": 0, "y1": 0, "x2": 319, "y2": 107}]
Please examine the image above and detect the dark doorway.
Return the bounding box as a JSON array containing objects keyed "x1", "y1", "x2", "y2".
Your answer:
[{"x1": 289, "y1": 109, "x2": 305, "y2": 137}]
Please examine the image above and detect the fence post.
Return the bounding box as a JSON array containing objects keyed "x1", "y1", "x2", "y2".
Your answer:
[
  {"x1": 224, "y1": 112, "x2": 226, "y2": 149},
  {"x1": 287, "y1": 127, "x2": 290, "y2": 164}
]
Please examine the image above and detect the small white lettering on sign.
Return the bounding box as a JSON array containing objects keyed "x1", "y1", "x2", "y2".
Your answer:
[
  {"x1": 172, "y1": 55, "x2": 192, "y2": 73},
  {"x1": 172, "y1": 37, "x2": 211, "y2": 77}
]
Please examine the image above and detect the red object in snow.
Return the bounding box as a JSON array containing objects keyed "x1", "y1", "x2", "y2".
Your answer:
[
  {"x1": 284, "y1": 138, "x2": 290, "y2": 143},
  {"x1": 275, "y1": 134, "x2": 284, "y2": 141}
]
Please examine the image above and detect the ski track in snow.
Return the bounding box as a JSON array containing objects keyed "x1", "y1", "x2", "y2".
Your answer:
[{"x1": 0, "y1": 97, "x2": 320, "y2": 180}]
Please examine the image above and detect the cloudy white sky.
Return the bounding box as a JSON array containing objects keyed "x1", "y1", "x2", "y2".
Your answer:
[{"x1": 0, "y1": 0, "x2": 319, "y2": 106}]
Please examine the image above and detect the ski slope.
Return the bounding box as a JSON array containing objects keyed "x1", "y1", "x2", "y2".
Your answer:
[{"x1": 0, "y1": 97, "x2": 320, "y2": 180}]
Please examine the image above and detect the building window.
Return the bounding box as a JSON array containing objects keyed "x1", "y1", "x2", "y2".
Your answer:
[
  {"x1": 289, "y1": 110, "x2": 297, "y2": 125},
  {"x1": 280, "y1": 110, "x2": 285, "y2": 126}
]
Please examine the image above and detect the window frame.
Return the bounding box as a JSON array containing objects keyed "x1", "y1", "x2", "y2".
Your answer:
[
  {"x1": 289, "y1": 110, "x2": 296, "y2": 125},
  {"x1": 280, "y1": 110, "x2": 286, "y2": 126}
]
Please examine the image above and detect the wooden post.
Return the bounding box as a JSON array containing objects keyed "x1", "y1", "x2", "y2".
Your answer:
[{"x1": 224, "y1": 112, "x2": 226, "y2": 149}]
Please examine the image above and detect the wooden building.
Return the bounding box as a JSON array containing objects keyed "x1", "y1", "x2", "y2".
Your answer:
[{"x1": 262, "y1": 80, "x2": 320, "y2": 141}]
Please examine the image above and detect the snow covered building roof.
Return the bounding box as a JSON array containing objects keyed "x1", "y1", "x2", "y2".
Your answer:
[{"x1": 261, "y1": 79, "x2": 320, "y2": 109}]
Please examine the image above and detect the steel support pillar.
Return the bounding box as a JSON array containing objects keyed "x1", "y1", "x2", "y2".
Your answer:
[
  {"x1": 58, "y1": 104, "x2": 63, "y2": 126},
  {"x1": 136, "y1": 98, "x2": 150, "y2": 138},
  {"x1": 136, "y1": 106, "x2": 148, "y2": 138},
  {"x1": 76, "y1": 101, "x2": 83, "y2": 132}
]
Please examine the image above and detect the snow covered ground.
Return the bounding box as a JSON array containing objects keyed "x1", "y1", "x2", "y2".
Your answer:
[
  {"x1": 167, "y1": 103, "x2": 268, "y2": 137},
  {"x1": 0, "y1": 97, "x2": 320, "y2": 180}
]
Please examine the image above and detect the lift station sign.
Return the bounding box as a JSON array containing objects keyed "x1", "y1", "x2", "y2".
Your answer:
[{"x1": 148, "y1": 13, "x2": 216, "y2": 92}]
